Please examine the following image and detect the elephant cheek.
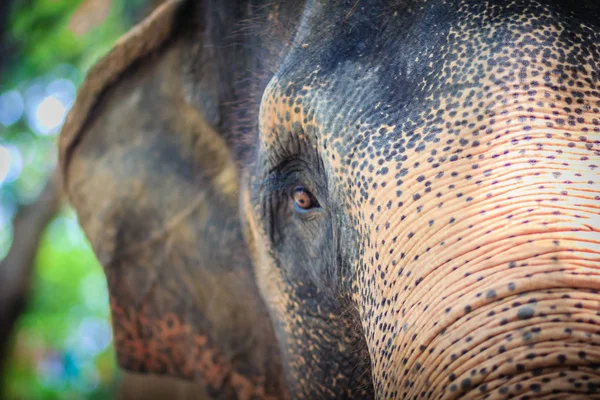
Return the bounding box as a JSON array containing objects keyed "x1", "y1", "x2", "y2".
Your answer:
[
  {"x1": 240, "y1": 186, "x2": 288, "y2": 320},
  {"x1": 356, "y1": 133, "x2": 600, "y2": 398},
  {"x1": 240, "y1": 186, "x2": 302, "y2": 389}
]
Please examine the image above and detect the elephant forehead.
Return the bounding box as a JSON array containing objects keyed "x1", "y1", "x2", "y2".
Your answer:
[{"x1": 257, "y1": 1, "x2": 600, "y2": 202}]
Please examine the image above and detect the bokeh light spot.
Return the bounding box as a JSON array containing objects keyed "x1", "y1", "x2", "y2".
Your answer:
[
  {"x1": 0, "y1": 144, "x2": 23, "y2": 185},
  {"x1": 34, "y1": 96, "x2": 67, "y2": 135},
  {"x1": 0, "y1": 90, "x2": 25, "y2": 127}
]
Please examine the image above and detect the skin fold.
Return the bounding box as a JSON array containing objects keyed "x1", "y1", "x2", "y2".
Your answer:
[{"x1": 60, "y1": 0, "x2": 600, "y2": 399}]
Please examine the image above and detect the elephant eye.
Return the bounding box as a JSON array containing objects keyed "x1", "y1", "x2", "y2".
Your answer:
[{"x1": 292, "y1": 186, "x2": 320, "y2": 211}]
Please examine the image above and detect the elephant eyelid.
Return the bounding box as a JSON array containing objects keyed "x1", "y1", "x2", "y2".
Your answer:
[
  {"x1": 251, "y1": 158, "x2": 326, "y2": 215},
  {"x1": 254, "y1": 160, "x2": 312, "y2": 200},
  {"x1": 254, "y1": 171, "x2": 295, "y2": 200}
]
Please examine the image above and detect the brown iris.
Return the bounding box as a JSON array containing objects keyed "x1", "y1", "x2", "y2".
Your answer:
[{"x1": 293, "y1": 186, "x2": 315, "y2": 210}]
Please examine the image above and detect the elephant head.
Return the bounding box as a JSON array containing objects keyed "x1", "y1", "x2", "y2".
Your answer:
[{"x1": 60, "y1": 0, "x2": 600, "y2": 398}]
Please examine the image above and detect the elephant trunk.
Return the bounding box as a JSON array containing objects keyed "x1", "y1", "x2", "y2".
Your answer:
[
  {"x1": 359, "y1": 101, "x2": 600, "y2": 398},
  {"x1": 389, "y1": 278, "x2": 600, "y2": 398}
]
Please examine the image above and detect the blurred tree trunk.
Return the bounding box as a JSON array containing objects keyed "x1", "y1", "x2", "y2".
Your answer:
[
  {"x1": 0, "y1": 172, "x2": 62, "y2": 373},
  {"x1": 0, "y1": 0, "x2": 15, "y2": 79},
  {"x1": 0, "y1": 0, "x2": 10, "y2": 41}
]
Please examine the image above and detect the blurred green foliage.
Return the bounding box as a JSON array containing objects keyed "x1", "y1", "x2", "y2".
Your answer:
[
  {"x1": 1, "y1": 0, "x2": 150, "y2": 398},
  {"x1": 3, "y1": 211, "x2": 117, "y2": 399},
  {"x1": 5, "y1": 0, "x2": 147, "y2": 85}
]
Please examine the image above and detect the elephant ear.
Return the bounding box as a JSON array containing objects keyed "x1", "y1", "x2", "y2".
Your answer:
[{"x1": 59, "y1": 1, "x2": 286, "y2": 398}]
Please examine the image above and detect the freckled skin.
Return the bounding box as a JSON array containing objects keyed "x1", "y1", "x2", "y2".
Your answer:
[
  {"x1": 62, "y1": 0, "x2": 600, "y2": 399},
  {"x1": 252, "y1": 1, "x2": 600, "y2": 398}
]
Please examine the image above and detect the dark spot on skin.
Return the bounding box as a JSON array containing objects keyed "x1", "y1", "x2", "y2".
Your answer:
[
  {"x1": 460, "y1": 378, "x2": 471, "y2": 390},
  {"x1": 517, "y1": 307, "x2": 535, "y2": 320},
  {"x1": 556, "y1": 354, "x2": 567, "y2": 364},
  {"x1": 530, "y1": 384, "x2": 541, "y2": 393}
]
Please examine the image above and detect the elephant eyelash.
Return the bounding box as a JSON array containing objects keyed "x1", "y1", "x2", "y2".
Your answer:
[
  {"x1": 260, "y1": 172, "x2": 306, "y2": 207},
  {"x1": 248, "y1": 174, "x2": 292, "y2": 220},
  {"x1": 253, "y1": 160, "x2": 312, "y2": 203}
]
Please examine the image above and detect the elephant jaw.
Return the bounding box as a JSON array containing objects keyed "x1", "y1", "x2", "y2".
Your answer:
[{"x1": 358, "y1": 89, "x2": 600, "y2": 397}]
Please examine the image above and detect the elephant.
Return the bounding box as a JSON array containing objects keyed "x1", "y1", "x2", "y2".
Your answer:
[{"x1": 59, "y1": 0, "x2": 600, "y2": 398}]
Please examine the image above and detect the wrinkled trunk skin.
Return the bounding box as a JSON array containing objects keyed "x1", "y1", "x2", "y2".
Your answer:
[
  {"x1": 352, "y1": 7, "x2": 600, "y2": 400},
  {"x1": 364, "y1": 129, "x2": 600, "y2": 399},
  {"x1": 363, "y1": 130, "x2": 600, "y2": 397},
  {"x1": 360, "y1": 54, "x2": 600, "y2": 400}
]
